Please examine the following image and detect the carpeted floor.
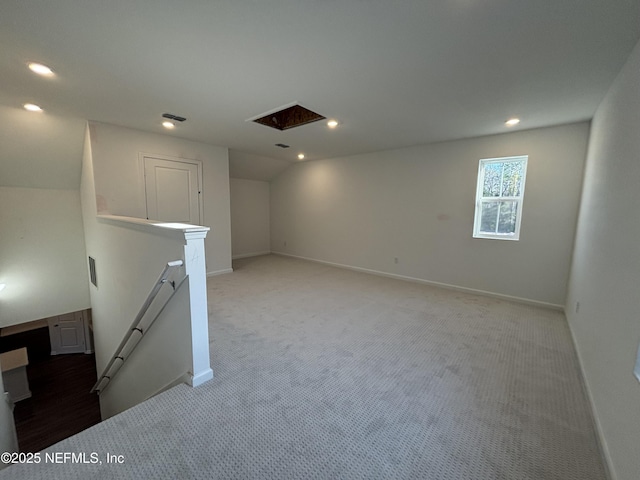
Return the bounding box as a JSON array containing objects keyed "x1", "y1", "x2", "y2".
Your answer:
[{"x1": 1, "y1": 254, "x2": 606, "y2": 479}]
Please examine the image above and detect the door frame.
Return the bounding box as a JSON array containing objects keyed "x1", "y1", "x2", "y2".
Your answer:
[{"x1": 139, "y1": 152, "x2": 204, "y2": 225}]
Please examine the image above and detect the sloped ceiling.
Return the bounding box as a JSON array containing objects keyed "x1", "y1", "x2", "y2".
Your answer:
[
  {"x1": 1, "y1": 1, "x2": 639, "y2": 183},
  {"x1": 0, "y1": 105, "x2": 85, "y2": 189},
  {"x1": 228, "y1": 151, "x2": 291, "y2": 182}
]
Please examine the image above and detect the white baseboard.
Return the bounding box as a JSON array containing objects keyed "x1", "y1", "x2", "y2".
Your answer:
[
  {"x1": 272, "y1": 251, "x2": 564, "y2": 311},
  {"x1": 190, "y1": 368, "x2": 214, "y2": 387},
  {"x1": 145, "y1": 372, "x2": 192, "y2": 401},
  {"x1": 140, "y1": 369, "x2": 214, "y2": 403},
  {"x1": 566, "y1": 321, "x2": 615, "y2": 480},
  {"x1": 232, "y1": 251, "x2": 271, "y2": 260},
  {"x1": 206, "y1": 268, "x2": 233, "y2": 277}
]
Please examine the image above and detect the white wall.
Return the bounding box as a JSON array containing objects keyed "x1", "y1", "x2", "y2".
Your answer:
[
  {"x1": 88, "y1": 122, "x2": 232, "y2": 276},
  {"x1": 271, "y1": 122, "x2": 589, "y2": 307},
  {"x1": 565, "y1": 41, "x2": 640, "y2": 480},
  {"x1": 230, "y1": 178, "x2": 270, "y2": 258},
  {"x1": 0, "y1": 186, "x2": 90, "y2": 327},
  {"x1": 88, "y1": 218, "x2": 195, "y2": 418},
  {"x1": 0, "y1": 105, "x2": 85, "y2": 190},
  {"x1": 80, "y1": 126, "x2": 201, "y2": 418}
]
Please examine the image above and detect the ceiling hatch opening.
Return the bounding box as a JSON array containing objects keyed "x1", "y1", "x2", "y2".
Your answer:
[{"x1": 252, "y1": 104, "x2": 326, "y2": 131}]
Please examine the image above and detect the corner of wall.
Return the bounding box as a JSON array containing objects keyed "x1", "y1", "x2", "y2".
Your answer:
[{"x1": 563, "y1": 38, "x2": 640, "y2": 480}]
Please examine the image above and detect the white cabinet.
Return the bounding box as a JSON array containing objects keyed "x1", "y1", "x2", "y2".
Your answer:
[{"x1": 47, "y1": 310, "x2": 93, "y2": 355}]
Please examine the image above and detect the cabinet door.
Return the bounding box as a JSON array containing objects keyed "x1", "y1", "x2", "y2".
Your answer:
[{"x1": 48, "y1": 312, "x2": 86, "y2": 355}]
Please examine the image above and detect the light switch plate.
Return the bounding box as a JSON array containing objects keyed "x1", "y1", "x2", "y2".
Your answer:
[{"x1": 635, "y1": 343, "x2": 640, "y2": 384}]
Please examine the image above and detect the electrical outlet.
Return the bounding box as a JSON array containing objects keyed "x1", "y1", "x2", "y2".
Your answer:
[
  {"x1": 575, "y1": 301, "x2": 580, "y2": 313},
  {"x1": 284, "y1": 241, "x2": 287, "y2": 247},
  {"x1": 394, "y1": 257, "x2": 399, "y2": 264}
]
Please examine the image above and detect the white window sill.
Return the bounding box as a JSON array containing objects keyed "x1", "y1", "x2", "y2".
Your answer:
[{"x1": 473, "y1": 233, "x2": 520, "y2": 241}]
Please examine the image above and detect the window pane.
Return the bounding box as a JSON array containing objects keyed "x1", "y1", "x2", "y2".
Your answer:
[
  {"x1": 479, "y1": 202, "x2": 499, "y2": 233},
  {"x1": 475, "y1": 156, "x2": 527, "y2": 240},
  {"x1": 497, "y1": 201, "x2": 518, "y2": 234},
  {"x1": 501, "y1": 161, "x2": 524, "y2": 197},
  {"x1": 482, "y1": 163, "x2": 502, "y2": 197}
]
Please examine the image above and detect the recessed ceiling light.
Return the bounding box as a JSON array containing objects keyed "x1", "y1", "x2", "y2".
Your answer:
[
  {"x1": 23, "y1": 103, "x2": 43, "y2": 112},
  {"x1": 327, "y1": 120, "x2": 339, "y2": 128},
  {"x1": 0, "y1": 284, "x2": 5, "y2": 292},
  {"x1": 505, "y1": 118, "x2": 520, "y2": 127},
  {"x1": 297, "y1": 153, "x2": 305, "y2": 160},
  {"x1": 28, "y1": 62, "x2": 54, "y2": 76},
  {"x1": 162, "y1": 121, "x2": 175, "y2": 129}
]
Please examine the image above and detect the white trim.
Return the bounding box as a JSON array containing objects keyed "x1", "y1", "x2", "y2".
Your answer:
[
  {"x1": 184, "y1": 230, "x2": 209, "y2": 241},
  {"x1": 244, "y1": 101, "x2": 328, "y2": 128},
  {"x1": 566, "y1": 320, "x2": 615, "y2": 480},
  {"x1": 244, "y1": 101, "x2": 301, "y2": 122},
  {"x1": 97, "y1": 214, "x2": 209, "y2": 239},
  {"x1": 272, "y1": 251, "x2": 563, "y2": 311},
  {"x1": 144, "y1": 372, "x2": 192, "y2": 401},
  {"x1": 206, "y1": 268, "x2": 233, "y2": 277},
  {"x1": 232, "y1": 251, "x2": 271, "y2": 260},
  {"x1": 182, "y1": 234, "x2": 213, "y2": 394},
  {"x1": 473, "y1": 155, "x2": 528, "y2": 241},
  {"x1": 189, "y1": 368, "x2": 214, "y2": 387}
]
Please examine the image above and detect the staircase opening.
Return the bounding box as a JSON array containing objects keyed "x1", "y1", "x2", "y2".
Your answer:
[{"x1": 0, "y1": 320, "x2": 101, "y2": 452}]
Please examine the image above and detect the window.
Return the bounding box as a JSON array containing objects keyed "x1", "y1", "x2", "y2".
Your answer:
[{"x1": 473, "y1": 155, "x2": 528, "y2": 240}]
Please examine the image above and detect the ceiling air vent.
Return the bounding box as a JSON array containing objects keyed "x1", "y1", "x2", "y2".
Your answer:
[
  {"x1": 162, "y1": 113, "x2": 187, "y2": 122},
  {"x1": 253, "y1": 104, "x2": 325, "y2": 131},
  {"x1": 88, "y1": 256, "x2": 97, "y2": 287},
  {"x1": 275, "y1": 143, "x2": 290, "y2": 148}
]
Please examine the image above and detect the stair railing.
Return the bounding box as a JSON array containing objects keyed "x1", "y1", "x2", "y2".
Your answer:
[{"x1": 91, "y1": 260, "x2": 186, "y2": 394}]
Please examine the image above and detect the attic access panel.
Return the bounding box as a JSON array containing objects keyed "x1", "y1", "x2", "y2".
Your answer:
[{"x1": 253, "y1": 104, "x2": 325, "y2": 131}]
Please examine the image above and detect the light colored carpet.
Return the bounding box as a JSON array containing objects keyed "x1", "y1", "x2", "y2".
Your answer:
[{"x1": 2, "y1": 254, "x2": 606, "y2": 479}]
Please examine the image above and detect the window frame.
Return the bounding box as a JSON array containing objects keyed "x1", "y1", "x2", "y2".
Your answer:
[{"x1": 473, "y1": 155, "x2": 528, "y2": 241}]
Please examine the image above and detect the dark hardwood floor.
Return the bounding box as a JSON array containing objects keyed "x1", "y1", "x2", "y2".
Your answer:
[{"x1": 1, "y1": 327, "x2": 102, "y2": 452}]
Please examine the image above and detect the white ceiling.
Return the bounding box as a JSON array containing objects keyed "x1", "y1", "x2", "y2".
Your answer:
[{"x1": 1, "y1": 1, "x2": 639, "y2": 183}]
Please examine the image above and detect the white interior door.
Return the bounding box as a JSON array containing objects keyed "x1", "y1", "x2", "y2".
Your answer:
[
  {"x1": 48, "y1": 312, "x2": 86, "y2": 355},
  {"x1": 144, "y1": 156, "x2": 202, "y2": 224}
]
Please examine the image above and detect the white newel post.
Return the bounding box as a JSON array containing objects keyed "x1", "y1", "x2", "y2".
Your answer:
[{"x1": 183, "y1": 229, "x2": 214, "y2": 387}]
